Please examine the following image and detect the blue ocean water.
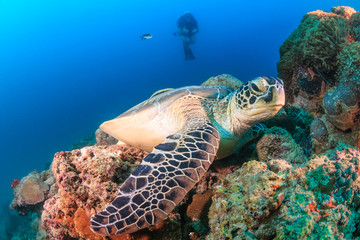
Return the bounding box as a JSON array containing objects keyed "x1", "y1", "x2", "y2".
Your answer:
[{"x1": 0, "y1": 0, "x2": 359, "y2": 232}]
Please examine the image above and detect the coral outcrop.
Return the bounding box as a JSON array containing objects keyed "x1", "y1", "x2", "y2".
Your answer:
[
  {"x1": 10, "y1": 170, "x2": 55, "y2": 215},
  {"x1": 41, "y1": 145, "x2": 146, "y2": 239},
  {"x1": 350, "y1": 12, "x2": 360, "y2": 41},
  {"x1": 277, "y1": 8, "x2": 349, "y2": 104},
  {"x1": 95, "y1": 128, "x2": 119, "y2": 146},
  {"x1": 256, "y1": 127, "x2": 306, "y2": 164},
  {"x1": 277, "y1": 6, "x2": 360, "y2": 153},
  {"x1": 34, "y1": 145, "x2": 183, "y2": 240},
  {"x1": 208, "y1": 145, "x2": 360, "y2": 240},
  {"x1": 201, "y1": 74, "x2": 243, "y2": 90}
]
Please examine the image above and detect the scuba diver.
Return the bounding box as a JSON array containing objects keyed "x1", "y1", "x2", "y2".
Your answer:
[{"x1": 176, "y1": 12, "x2": 199, "y2": 60}]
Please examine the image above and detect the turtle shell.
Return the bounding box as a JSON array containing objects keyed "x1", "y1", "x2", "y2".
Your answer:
[{"x1": 100, "y1": 86, "x2": 232, "y2": 152}]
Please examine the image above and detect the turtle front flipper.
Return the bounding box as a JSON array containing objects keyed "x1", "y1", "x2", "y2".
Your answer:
[{"x1": 90, "y1": 122, "x2": 220, "y2": 235}]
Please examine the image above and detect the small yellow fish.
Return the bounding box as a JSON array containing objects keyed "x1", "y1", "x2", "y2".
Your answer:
[{"x1": 139, "y1": 33, "x2": 152, "y2": 40}]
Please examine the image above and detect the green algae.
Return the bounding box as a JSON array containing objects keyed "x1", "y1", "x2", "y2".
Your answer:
[
  {"x1": 336, "y1": 41, "x2": 360, "y2": 84},
  {"x1": 350, "y1": 12, "x2": 360, "y2": 41},
  {"x1": 306, "y1": 166, "x2": 330, "y2": 190},
  {"x1": 278, "y1": 11, "x2": 348, "y2": 83}
]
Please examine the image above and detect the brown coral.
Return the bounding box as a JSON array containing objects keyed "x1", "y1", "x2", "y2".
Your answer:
[
  {"x1": 40, "y1": 145, "x2": 184, "y2": 239},
  {"x1": 323, "y1": 81, "x2": 360, "y2": 131},
  {"x1": 40, "y1": 145, "x2": 145, "y2": 239},
  {"x1": 10, "y1": 170, "x2": 54, "y2": 215},
  {"x1": 186, "y1": 190, "x2": 213, "y2": 222},
  {"x1": 201, "y1": 73, "x2": 243, "y2": 90},
  {"x1": 95, "y1": 128, "x2": 118, "y2": 145},
  {"x1": 74, "y1": 208, "x2": 103, "y2": 240},
  {"x1": 19, "y1": 176, "x2": 48, "y2": 205},
  {"x1": 256, "y1": 127, "x2": 306, "y2": 165}
]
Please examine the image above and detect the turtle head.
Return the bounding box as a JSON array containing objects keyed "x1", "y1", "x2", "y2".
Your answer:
[{"x1": 231, "y1": 77, "x2": 285, "y2": 131}]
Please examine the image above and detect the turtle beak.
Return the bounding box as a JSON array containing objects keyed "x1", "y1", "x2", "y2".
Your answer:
[{"x1": 274, "y1": 78, "x2": 285, "y2": 108}]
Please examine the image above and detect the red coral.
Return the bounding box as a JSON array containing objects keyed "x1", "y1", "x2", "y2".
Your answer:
[
  {"x1": 347, "y1": 34, "x2": 356, "y2": 43},
  {"x1": 308, "y1": 202, "x2": 318, "y2": 212},
  {"x1": 11, "y1": 179, "x2": 20, "y2": 188}
]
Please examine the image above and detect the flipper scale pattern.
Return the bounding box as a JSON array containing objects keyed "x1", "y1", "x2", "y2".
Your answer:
[{"x1": 91, "y1": 122, "x2": 219, "y2": 235}]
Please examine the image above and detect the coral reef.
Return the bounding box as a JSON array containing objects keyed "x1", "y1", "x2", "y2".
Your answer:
[
  {"x1": 277, "y1": 9, "x2": 349, "y2": 104},
  {"x1": 34, "y1": 145, "x2": 182, "y2": 240},
  {"x1": 278, "y1": 6, "x2": 360, "y2": 154},
  {"x1": 201, "y1": 74, "x2": 243, "y2": 90},
  {"x1": 264, "y1": 106, "x2": 313, "y2": 156},
  {"x1": 336, "y1": 41, "x2": 360, "y2": 83},
  {"x1": 3, "y1": 211, "x2": 41, "y2": 240},
  {"x1": 208, "y1": 145, "x2": 360, "y2": 240},
  {"x1": 323, "y1": 81, "x2": 360, "y2": 131},
  {"x1": 95, "y1": 128, "x2": 119, "y2": 146},
  {"x1": 256, "y1": 127, "x2": 306, "y2": 164},
  {"x1": 10, "y1": 170, "x2": 55, "y2": 215},
  {"x1": 41, "y1": 145, "x2": 146, "y2": 239},
  {"x1": 350, "y1": 12, "x2": 360, "y2": 41},
  {"x1": 331, "y1": 6, "x2": 357, "y2": 19}
]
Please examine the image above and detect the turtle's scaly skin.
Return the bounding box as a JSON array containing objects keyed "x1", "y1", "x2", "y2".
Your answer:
[
  {"x1": 91, "y1": 77, "x2": 285, "y2": 235},
  {"x1": 91, "y1": 122, "x2": 219, "y2": 235}
]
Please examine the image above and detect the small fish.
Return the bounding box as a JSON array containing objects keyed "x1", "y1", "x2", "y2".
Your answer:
[{"x1": 139, "y1": 33, "x2": 152, "y2": 40}]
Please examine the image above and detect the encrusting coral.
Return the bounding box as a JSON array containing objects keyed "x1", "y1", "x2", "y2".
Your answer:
[
  {"x1": 323, "y1": 81, "x2": 360, "y2": 131},
  {"x1": 336, "y1": 42, "x2": 360, "y2": 83},
  {"x1": 256, "y1": 127, "x2": 307, "y2": 164},
  {"x1": 277, "y1": 8, "x2": 350, "y2": 104},
  {"x1": 350, "y1": 12, "x2": 360, "y2": 41},
  {"x1": 38, "y1": 145, "x2": 183, "y2": 240},
  {"x1": 10, "y1": 170, "x2": 55, "y2": 215},
  {"x1": 41, "y1": 145, "x2": 144, "y2": 239},
  {"x1": 208, "y1": 145, "x2": 360, "y2": 240},
  {"x1": 278, "y1": 6, "x2": 360, "y2": 153}
]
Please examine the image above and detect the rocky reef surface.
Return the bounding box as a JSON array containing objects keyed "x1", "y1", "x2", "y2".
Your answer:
[
  {"x1": 277, "y1": 6, "x2": 360, "y2": 153},
  {"x1": 208, "y1": 143, "x2": 360, "y2": 240},
  {"x1": 7, "y1": 6, "x2": 360, "y2": 240}
]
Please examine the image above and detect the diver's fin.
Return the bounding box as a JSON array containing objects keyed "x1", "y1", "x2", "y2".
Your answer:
[{"x1": 183, "y1": 44, "x2": 195, "y2": 60}]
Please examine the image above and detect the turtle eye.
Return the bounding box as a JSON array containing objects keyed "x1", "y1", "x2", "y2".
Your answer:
[
  {"x1": 251, "y1": 83, "x2": 260, "y2": 92},
  {"x1": 250, "y1": 78, "x2": 267, "y2": 94}
]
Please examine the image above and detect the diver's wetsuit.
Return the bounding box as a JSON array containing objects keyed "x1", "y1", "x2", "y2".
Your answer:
[{"x1": 177, "y1": 12, "x2": 199, "y2": 60}]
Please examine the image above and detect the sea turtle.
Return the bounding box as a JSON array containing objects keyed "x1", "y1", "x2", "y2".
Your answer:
[{"x1": 90, "y1": 76, "x2": 285, "y2": 235}]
